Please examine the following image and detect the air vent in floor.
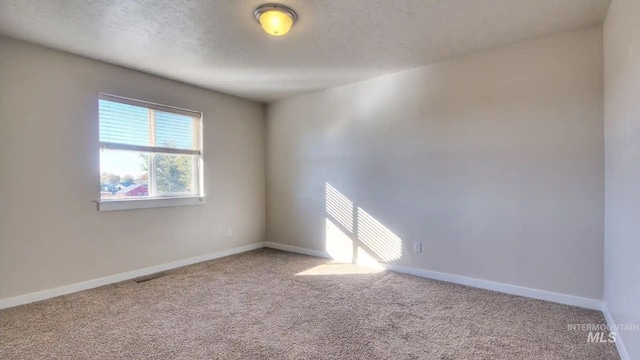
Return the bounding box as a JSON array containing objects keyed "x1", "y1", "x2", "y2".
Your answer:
[{"x1": 132, "y1": 272, "x2": 166, "y2": 283}]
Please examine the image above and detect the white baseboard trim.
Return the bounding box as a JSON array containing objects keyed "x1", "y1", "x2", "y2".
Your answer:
[
  {"x1": 381, "y1": 263, "x2": 602, "y2": 310},
  {"x1": 602, "y1": 302, "x2": 631, "y2": 360},
  {"x1": 264, "y1": 242, "x2": 602, "y2": 311},
  {"x1": 265, "y1": 242, "x2": 333, "y2": 259},
  {"x1": 2, "y1": 241, "x2": 604, "y2": 314},
  {"x1": 0, "y1": 242, "x2": 266, "y2": 310}
]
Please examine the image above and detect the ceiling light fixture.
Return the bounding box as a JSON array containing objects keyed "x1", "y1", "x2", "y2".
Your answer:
[{"x1": 254, "y1": 3, "x2": 298, "y2": 36}]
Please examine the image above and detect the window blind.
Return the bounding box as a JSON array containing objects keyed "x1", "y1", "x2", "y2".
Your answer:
[{"x1": 99, "y1": 94, "x2": 203, "y2": 155}]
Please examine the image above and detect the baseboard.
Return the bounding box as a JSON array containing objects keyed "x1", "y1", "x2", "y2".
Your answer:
[
  {"x1": 2, "y1": 241, "x2": 603, "y2": 313},
  {"x1": 264, "y1": 242, "x2": 602, "y2": 311},
  {"x1": 602, "y1": 302, "x2": 631, "y2": 360},
  {"x1": 381, "y1": 263, "x2": 602, "y2": 310},
  {"x1": 0, "y1": 242, "x2": 266, "y2": 310},
  {"x1": 265, "y1": 242, "x2": 333, "y2": 259}
]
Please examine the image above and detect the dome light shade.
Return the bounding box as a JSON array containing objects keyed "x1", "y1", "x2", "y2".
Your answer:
[{"x1": 254, "y1": 4, "x2": 298, "y2": 36}]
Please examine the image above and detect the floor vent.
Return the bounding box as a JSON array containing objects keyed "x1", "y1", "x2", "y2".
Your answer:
[{"x1": 132, "y1": 272, "x2": 166, "y2": 283}]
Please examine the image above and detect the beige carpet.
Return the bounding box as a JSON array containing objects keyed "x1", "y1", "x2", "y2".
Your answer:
[{"x1": 0, "y1": 249, "x2": 620, "y2": 359}]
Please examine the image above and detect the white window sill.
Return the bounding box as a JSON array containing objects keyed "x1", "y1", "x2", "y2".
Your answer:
[{"x1": 96, "y1": 196, "x2": 206, "y2": 212}]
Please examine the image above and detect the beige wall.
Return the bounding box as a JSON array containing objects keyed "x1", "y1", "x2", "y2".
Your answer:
[
  {"x1": 604, "y1": 0, "x2": 640, "y2": 357},
  {"x1": 0, "y1": 37, "x2": 266, "y2": 299},
  {"x1": 266, "y1": 27, "x2": 604, "y2": 300}
]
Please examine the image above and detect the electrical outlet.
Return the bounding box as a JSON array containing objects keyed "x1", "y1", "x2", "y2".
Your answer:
[
  {"x1": 413, "y1": 242, "x2": 422, "y2": 253},
  {"x1": 226, "y1": 228, "x2": 233, "y2": 237}
]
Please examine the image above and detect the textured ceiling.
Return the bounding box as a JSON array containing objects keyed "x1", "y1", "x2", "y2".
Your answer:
[{"x1": 0, "y1": 0, "x2": 610, "y2": 102}]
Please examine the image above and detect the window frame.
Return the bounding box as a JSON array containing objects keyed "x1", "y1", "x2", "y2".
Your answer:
[{"x1": 96, "y1": 93, "x2": 205, "y2": 211}]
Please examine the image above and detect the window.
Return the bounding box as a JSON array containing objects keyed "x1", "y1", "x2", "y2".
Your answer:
[{"x1": 98, "y1": 94, "x2": 204, "y2": 211}]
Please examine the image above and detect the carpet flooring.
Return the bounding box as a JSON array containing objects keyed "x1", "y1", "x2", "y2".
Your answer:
[{"x1": 0, "y1": 249, "x2": 620, "y2": 359}]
